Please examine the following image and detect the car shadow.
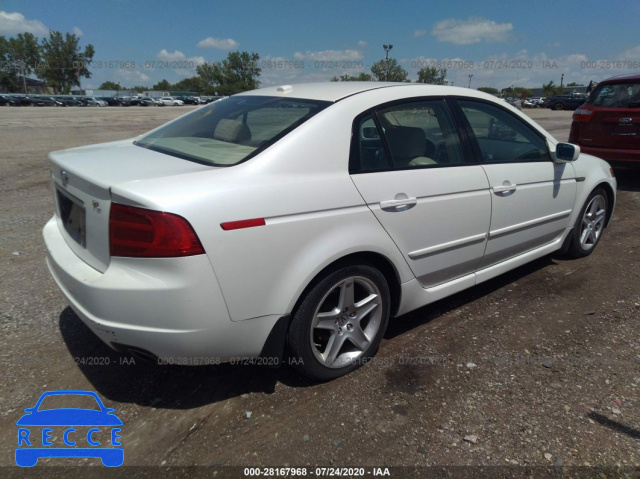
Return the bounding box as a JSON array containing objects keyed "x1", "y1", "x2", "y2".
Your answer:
[
  {"x1": 59, "y1": 255, "x2": 564, "y2": 404},
  {"x1": 613, "y1": 167, "x2": 640, "y2": 192},
  {"x1": 384, "y1": 255, "x2": 555, "y2": 340},
  {"x1": 58, "y1": 308, "x2": 314, "y2": 409}
]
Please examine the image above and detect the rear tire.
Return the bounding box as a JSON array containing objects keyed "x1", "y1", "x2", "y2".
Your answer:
[
  {"x1": 288, "y1": 264, "x2": 390, "y2": 381},
  {"x1": 554, "y1": 102, "x2": 564, "y2": 111},
  {"x1": 566, "y1": 187, "x2": 608, "y2": 257}
]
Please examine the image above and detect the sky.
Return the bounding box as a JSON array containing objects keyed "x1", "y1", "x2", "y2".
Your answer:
[{"x1": 1, "y1": 0, "x2": 639, "y2": 92}]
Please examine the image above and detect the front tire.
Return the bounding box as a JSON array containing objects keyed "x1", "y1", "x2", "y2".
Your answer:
[
  {"x1": 567, "y1": 187, "x2": 608, "y2": 257},
  {"x1": 288, "y1": 264, "x2": 390, "y2": 381}
]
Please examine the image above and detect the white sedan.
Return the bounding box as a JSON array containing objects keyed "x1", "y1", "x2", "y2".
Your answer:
[
  {"x1": 156, "y1": 96, "x2": 184, "y2": 106},
  {"x1": 43, "y1": 83, "x2": 616, "y2": 380}
]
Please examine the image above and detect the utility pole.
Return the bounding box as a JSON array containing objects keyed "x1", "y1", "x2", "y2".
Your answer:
[{"x1": 383, "y1": 44, "x2": 393, "y2": 81}]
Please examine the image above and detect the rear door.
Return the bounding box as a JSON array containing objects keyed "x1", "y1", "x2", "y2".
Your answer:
[{"x1": 349, "y1": 99, "x2": 491, "y2": 288}]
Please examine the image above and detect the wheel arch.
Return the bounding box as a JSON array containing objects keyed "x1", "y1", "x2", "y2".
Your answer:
[
  {"x1": 596, "y1": 181, "x2": 616, "y2": 227},
  {"x1": 290, "y1": 251, "x2": 402, "y2": 320},
  {"x1": 259, "y1": 251, "x2": 403, "y2": 365}
]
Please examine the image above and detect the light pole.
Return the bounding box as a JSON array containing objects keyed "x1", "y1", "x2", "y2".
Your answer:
[
  {"x1": 383, "y1": 44, "x2": 393, "y2": 81},
  {"x1": 560, "y1": 74, "x2": 564, "y2": 88},
  {"x1": 468, "y1": 74, "x2": 473, "y2": 88}
]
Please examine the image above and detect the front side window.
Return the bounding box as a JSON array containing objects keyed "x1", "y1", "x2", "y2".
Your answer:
[
  {"x1": 458, "y1": 100, "x2": 550, "y2": 163},
  {"x1": 589, "y1": 82, "x2": 640, "y2": 108},
  {"x1": 136, "y1": 96, "x2": 330, "y2": 166}
]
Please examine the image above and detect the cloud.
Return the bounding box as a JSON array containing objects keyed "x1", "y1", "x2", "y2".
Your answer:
[
  {"x1": 73, "y1": 26, "x2": 83, "y2": 37},
  {"x1": 196, "y1": 37, "x2": 239, "y2": 50},
  {"x1": 413, "y1": 29, "x2": 427, "y2": 37},
  {"x1": 357, "y1": 40, "x2": 367, "y2": 47},
  {"x1": 0, "y1": 11, "x2": 48, "y2": 36},
  {"x1": 618, "y1": 45, "x2": 640, "y2": 60},
  {"x1": 155, "y1": 49, "x2": 205, "y2": 77},
  {"x1": 114, "y1": 69, "x2": 151, "y2": 84},
  {"x1": 432, "y1": 17, "x2": 513, "y2": 44},
  {"x1": 293, "y1": 49, "x2": 363, "y2": 61}
]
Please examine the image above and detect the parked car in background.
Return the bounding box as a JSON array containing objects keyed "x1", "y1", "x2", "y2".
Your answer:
[
  {"x1": 43, "y1": 83, "x2": 616, "y2": 380},
  {"x1": 139, "y1": 97, "x2": 157, "y2": 106},
  {"x1": 54, "y1": 96, "x2": 82, "y2": 107},
  {"x1": 156, "y1": 96, "x2": 184, "y2": 106},
  {"x1": 569, "y1": 72, "x2": 640, "y2": 167},
  {"x1": 176, "y1": 96, "x2": 200, "y2": 105},
  {"x1": 6, "y1": 94, "x2": 32, "y2": 106},
  {"x1": 81, "y1": 97, "x2": 107, "y2": 107},
  {"x1": 98, "y1": 97, "x2": 122, "y2": 106},
  {"x1": 31, "y1": 96, "x2": 58, "y2": 107},
  {"x1": 546, "y1": 92, "x2": 588, "y2": 111}
]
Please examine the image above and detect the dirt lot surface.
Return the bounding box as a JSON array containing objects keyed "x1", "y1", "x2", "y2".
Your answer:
[{"x1": 0, "y1": 106, "x2": 638, "y2": 478}]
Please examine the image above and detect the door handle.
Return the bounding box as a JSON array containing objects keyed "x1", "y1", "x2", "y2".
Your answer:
[
  {"x1": 380, "y1": 197, "x2": 417, "y2": 211},
  {"x1": 493, "y1": 183, "x2": 517, "y2": 194}
]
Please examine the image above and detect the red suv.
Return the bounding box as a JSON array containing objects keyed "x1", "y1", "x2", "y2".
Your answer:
[{"x1": 569, "y1": 73, "x2": 640, "y2": 166}]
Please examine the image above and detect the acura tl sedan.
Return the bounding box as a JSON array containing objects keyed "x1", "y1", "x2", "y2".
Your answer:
[{"x1": 44, "y1": 83, "x2": 616, "y2": 380}]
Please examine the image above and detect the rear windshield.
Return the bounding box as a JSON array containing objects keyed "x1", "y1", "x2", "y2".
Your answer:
[
  {"x1": 135, "y1": 96, "x2": 331, "y2": 166},
  {"x1": 588, "y1": 82, "x2": 640, "y2": 108}
]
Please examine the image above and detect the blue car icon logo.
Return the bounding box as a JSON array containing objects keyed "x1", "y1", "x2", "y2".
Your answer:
[{"x1": 16, "y1": 390, "x2": 123, "y2": 467}]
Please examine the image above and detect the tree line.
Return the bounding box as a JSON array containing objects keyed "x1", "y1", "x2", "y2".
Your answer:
[
  {"x1": 0, "y1": 32, "x2": 94, "y2": 94},
  {"x1": 100, "y1": 51, "x2": 262, "y2": 95},
  {"x1": 1, "y1": 32, "x2": 581, "y2": 97}
]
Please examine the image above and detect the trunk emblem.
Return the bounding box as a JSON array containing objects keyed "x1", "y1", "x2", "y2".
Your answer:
[
  {"x1": 619, "y1": 118, "x2": 632, "y2": 123},
  {"x1": 60, "y1": 170, "x2": 69, "y2": 187}
]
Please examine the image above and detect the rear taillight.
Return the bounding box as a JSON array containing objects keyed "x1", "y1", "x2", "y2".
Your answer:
[
  {"x1": 572, "y1": 107, "x2": 594, "y2": 123},
  {"x1": 109, "y1": 203, "x2": 204, "y2": 257}
]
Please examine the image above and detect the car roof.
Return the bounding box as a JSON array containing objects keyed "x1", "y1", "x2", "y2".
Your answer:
[
  {"x1": 599, "y1": 72, "x2": 640, "y2": 83},
  {"x1": 236, "y1": 82, "x2": 492, "y2": 103}
]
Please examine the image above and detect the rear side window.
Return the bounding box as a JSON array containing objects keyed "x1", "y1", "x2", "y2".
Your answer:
[
  {"x1": 350, "y1": 99, "x2": 466, "y2": 173},
  {"x1": 136, "y1": 96, "x2": 330, "y2": 166},
  {"x1": 589, "y1": 82, "x2": 640, "y2": 108}
]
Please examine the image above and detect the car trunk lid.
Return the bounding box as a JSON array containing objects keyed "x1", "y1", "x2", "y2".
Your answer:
[
  {"x1": 49, "y1": 139, "x2": 213, "y2": 272},
  {"x1": 580, "y1": 108, "x2": 640, "y2": 149}
]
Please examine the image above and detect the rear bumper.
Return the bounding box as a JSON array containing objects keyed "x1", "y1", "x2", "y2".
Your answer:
[
  {"x1": 43, "y1": 216, "x2": 279, "y2": 362},
  {"x1": 578, "y1": 145, "x2": 640, "y2": 164}
]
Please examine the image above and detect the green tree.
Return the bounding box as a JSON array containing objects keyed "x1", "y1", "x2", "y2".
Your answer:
[
  {"x1": 416, "y1": 66, "x2": 447, "y2": 85},
  {"x1": 98, "y1": 81, "x2": 121, "y2": 90},
  {"x1": 0, "y1": 36, "x2": 19, "y2": 91},
  {"x1": 40, "y1": 31, "x2": 94, "y2": 93},
  {"x1": 0, "y1": 33, "x2": 42, "y2": 93},
  {"x1": 196, "y1": 51, "x2": 261, "y2": 95},
  {"x1": 330, "y1": 72, "x2": 373, "y2": 81},
  {"x1": 566, "y1": 82, "x2": 584, "y2": 87},
  {"x1": 477, "y1": 86, "x2": 499, "y2": 95},
  {"x1": 542, "y1": 80, "x2": 564, "y2": 97},
  {"x1": 152, "y1": 79, "x2": 172, "y2": 91},
  {"x1": 172, "y1": 76, "x2": 203, "y2": 92},
  {"x1": 370, "y1": 58, "x2": 409, "y2": 82}
]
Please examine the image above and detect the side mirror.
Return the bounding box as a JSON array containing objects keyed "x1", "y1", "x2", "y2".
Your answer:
[{"x1": 550, "y1": 141, "x2": 580, "y2": 162}]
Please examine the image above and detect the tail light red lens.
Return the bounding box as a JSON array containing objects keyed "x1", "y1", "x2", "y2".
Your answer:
[
  {"x1": 109, "y1": 203, "x2": 204, "y2": 257},
  {"x1": 572, "y1": 107, "x2": 594, "y2": 123}
]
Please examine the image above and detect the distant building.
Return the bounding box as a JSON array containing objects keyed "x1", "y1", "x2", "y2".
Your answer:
[{"x1": 0, "y1": 76, "x2": 53, "y2": 94}]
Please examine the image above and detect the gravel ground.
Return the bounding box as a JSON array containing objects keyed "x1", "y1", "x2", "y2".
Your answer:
[{"x1": 0, "y1": 107, "x2": 638, "y2": 478}]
